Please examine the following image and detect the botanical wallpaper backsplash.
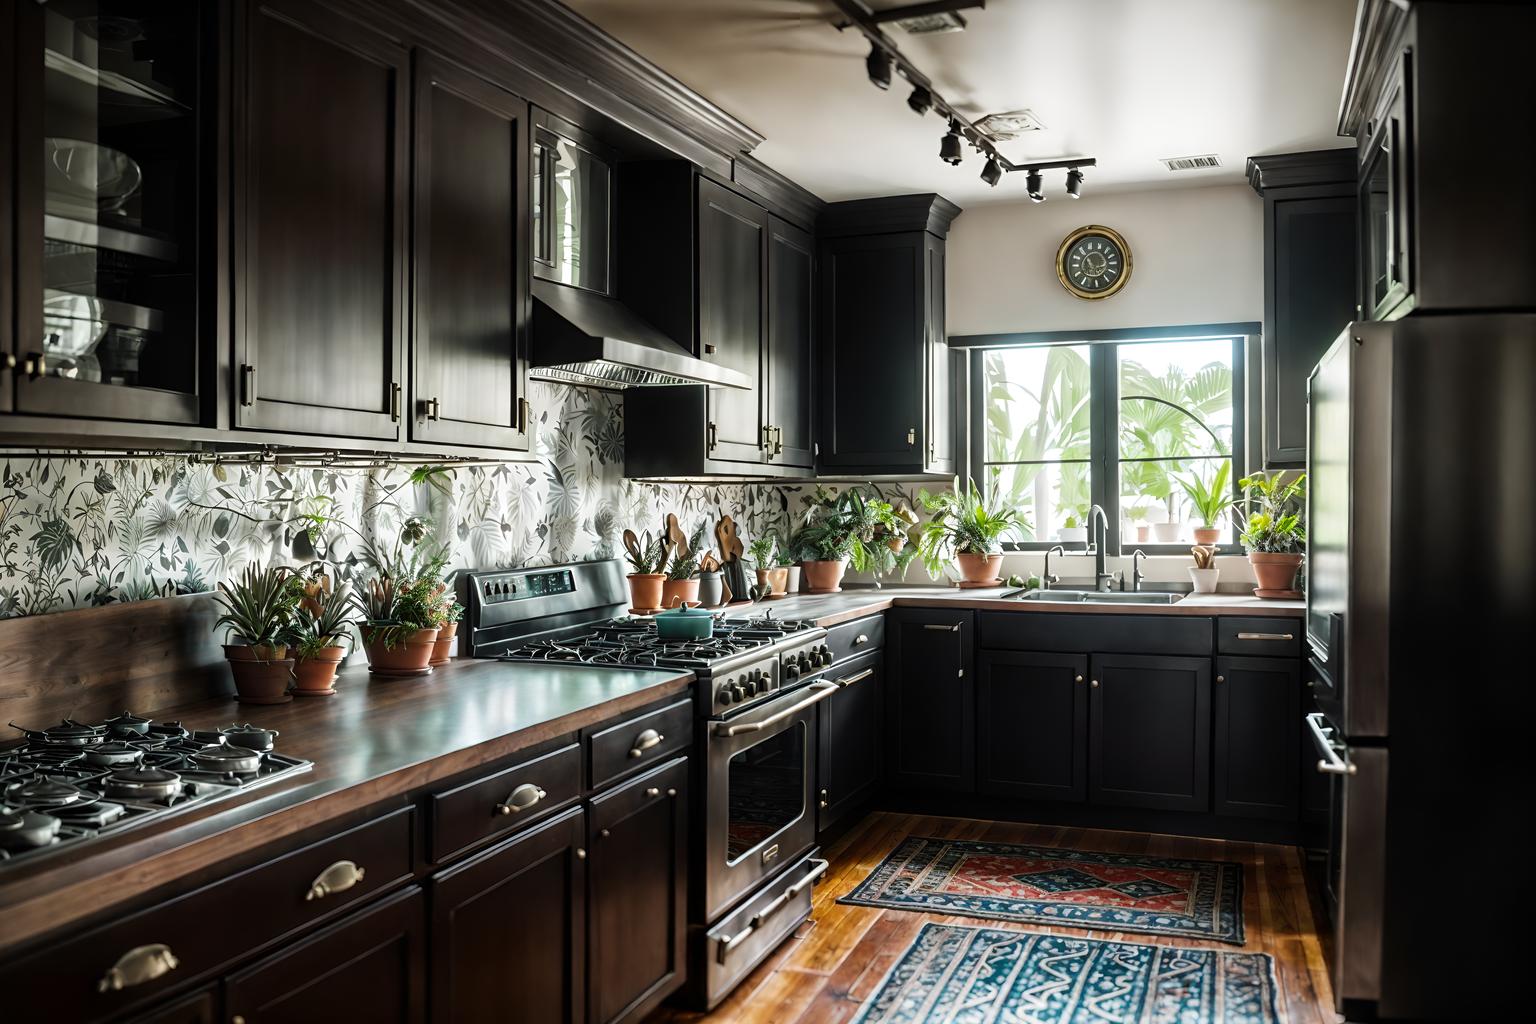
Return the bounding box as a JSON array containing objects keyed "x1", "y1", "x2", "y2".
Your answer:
[{"x1": 0, "y1": 383, "x2": 930, "y2": 620}]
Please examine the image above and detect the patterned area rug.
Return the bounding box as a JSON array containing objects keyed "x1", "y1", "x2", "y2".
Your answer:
[
  {"x1": 853, "y1": 924, "x2": 1279, "y2": 1024},
  {"x1": 839, "y1": 837, "x2": 1244, "y2": 944}
]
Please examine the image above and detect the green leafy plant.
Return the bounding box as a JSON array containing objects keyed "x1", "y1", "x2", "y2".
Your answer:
[
  {"x1": 1178, "y1": 461, "x2": 1232, "y2": 529},
  {"x1": 747, "y1": 534, "x2": 778, "y2": 567},
  {"x1": 1233, "y1": 471, "x2": 1307, "y2": 553},
  {"x1": 666, "y1": 546, "x2": 700, "y2": 581},
  {"x1": 1062, "y1": 515, "x2": 1080, "y2": 530},
  {"x1": 352, "y1": 547, "x2": 451, "y2": 649},
  {"x1": 292, "y1": 584, "x2": 355, "y2": 661},
  {"x1": 213, "y1": 564, "x2": 300, "y2": 648},
  {"x1": 625, "y1": 531, "x2": 668, "y2": 575},
  {"x1": 791, "y1": 487, "x2": 916, "y2": 579},
  {"x1": 915, "y1": 480, "x2": 1029, "y2": 579}
]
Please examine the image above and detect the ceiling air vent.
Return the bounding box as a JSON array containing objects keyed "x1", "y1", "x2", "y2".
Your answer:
[
  {"x1": 974, "y1": 109, "x2": 1046, "y2": 142},
  {"x1": 1160, "y1": 153, "x2": 1223, "y2": 172},
  {"x1": 893, "y1": 11, "x2": 968, "y2": 34}
]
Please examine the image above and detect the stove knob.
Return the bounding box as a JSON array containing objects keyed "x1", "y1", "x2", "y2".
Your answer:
[
  {"x1": 818, "y1": 644, "x2": 832, "y2": 664},
  {"x1": 785, "y1": 664, "x2": 800, "y2": 680},
  {"x1": 718, "y1": 687, "x2": 734, "y2": 705},
  {"x1": 730, "y1": 684, "x2": 747, "y2": 702},
  {"x1": 798, "y1": 652, "x2": 812, "y2": 670}
]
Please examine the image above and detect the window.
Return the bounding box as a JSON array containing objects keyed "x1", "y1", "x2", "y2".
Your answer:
[{"x1": 970, "y1": 329, "x2": 1247, "y2": 554}]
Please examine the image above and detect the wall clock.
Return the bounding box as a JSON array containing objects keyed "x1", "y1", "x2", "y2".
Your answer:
[{"x1": 1056, "y1": 225, "x2": 1132, "y2": 300}]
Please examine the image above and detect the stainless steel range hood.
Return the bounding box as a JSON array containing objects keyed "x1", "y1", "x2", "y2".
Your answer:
[{"x1": 530, "y1": 280, "x2": 749, "y2": 390}]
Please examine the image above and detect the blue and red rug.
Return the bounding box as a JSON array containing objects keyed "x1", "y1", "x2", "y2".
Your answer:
[
  {"x1": 839, "y1": 836, "x2": 1245, "y2": 944},
  {"x1": 852, "y1": 924, "x2": 1279, "y2": 1024}
]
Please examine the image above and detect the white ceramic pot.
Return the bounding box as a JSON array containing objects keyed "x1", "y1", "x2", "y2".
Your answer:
[
  {"x1": 784, "y1": 565, "x2": 802, "y2": 594},
  {"x1": 1188, "y1": 567, "x2": 1220, "y2": 594},
  {"x1": 1059, "y1": 526, "x2": 1088, "y2": 545},
  {"x1": 1152, "y1": 522, "x2": 1184, "y2": 543},
  {"x1": 1144, "y1": 505, "x2": 1169, "y2": 525}
]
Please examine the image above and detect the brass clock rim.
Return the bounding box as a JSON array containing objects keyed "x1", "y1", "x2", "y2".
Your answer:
[{"x1": 1056, "y1": 224, "x2": 1132, "y2": 300}]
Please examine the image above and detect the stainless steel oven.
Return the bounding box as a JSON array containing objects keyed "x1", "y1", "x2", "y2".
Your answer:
[{"x1": 703, "y1": 679, "x2": 836, "y2": 923}]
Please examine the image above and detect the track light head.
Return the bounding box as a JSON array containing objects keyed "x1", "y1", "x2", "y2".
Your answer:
[
  {"x1": 907, "y1": 85, "x2": 933, "y2": 116},
  {"x1": 1066, "y1": 167, "x2": 1084, "y2": 198},
  {"x1": 940, "y1": 119, "x2": 964, "y2": 166},
  {"x1": 866, "y1": 44, "x2": 892, "y2": 90},
  {"x1": 1025, "y1": 167, "x2": 1045, "y2": 202},
  {"x1": 980, "y1": 155, "x2": 1002, "y2": 187}
]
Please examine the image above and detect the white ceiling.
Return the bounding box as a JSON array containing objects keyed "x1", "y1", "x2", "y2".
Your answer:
[{"x1": 563, "y1": 0, "x2": 1358, "y2": 204}]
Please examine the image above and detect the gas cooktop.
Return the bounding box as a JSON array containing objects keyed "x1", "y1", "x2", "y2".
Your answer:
[
  {"x1": 497, "y1": 613, "x2": 822, "y2": 671},
  {"x1": 0, "y1": 714, "x2": 313, "y2": 869}
]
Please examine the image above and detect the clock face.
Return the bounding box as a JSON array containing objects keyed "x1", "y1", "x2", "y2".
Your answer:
[{"x1": 1056, "y1": 226, "x2": 1133, "y2": 300}]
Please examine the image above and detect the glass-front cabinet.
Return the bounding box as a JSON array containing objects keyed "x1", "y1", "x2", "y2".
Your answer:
[{"x1": 10, "y1": 0, "x2": 207, "y2": 423}]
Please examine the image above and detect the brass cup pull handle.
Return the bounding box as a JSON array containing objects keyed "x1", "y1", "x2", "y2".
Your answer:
[
  {"x1": 628, "y1": 729, "x2": 664, "y2": 759},
  {"x1": 497, "y1": 783, "x2": 546, "y2": 815},
  {"x1": 307, "y1": 860, "x2": 366, "y2": 901},
  {"x1": 98, "y1": 943, "x2": 179, "y2": 993}
]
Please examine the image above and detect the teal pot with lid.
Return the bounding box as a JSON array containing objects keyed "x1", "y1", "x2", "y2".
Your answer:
[{"x1": 654, "y1": 605, "x2": 715, "y2": 640}]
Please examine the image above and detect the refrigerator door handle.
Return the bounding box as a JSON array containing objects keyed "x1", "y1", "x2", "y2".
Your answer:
[{"x1": 1307, "y1": 712, "x2": 1357, "y2": 775}]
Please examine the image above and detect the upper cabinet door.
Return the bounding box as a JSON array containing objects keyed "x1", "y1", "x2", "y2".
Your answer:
[
  {"x1": 766, "y1": 215, "x2": 814, "y2": 469},
  {"x1": 697, "y1": 177, "x2": 767, "y2": 465},
  {"x1": 234, "y1": 0, "x2": 407, "y2": 440},
  {"x1": 10, "y1": 0, "x2": 207, "y2": 424},
  {"x1": 410, "y1": 53, "x2": 529, "y2": 451},
  {"x1": 924, "y1": 232, "x2": 955, "y2": 475}
]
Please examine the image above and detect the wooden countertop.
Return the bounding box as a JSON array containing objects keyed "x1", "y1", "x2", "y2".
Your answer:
[
  {"x1": 0, "y1": 658, "x2": 692, "y2": 953},
  {"x1": 755, "y1": 587, "x2": 1306, "y2": 627}
]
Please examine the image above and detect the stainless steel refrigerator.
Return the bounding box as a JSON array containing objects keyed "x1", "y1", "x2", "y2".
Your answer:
[{"x1": 1307, "y1": 315, "x2": 1532, "y2": 1021}]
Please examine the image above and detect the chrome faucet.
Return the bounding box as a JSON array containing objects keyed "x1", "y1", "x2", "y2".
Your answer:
[
  {"x1": 1088, "y1": 505, "x2": 1114, "y2": 592},
  {"x1": 1042, "y1": 544, "x2": 1065, "y2": 590},
  {"x1": 1130, "y1": 549, "x2": 1148, "y2": 592}
]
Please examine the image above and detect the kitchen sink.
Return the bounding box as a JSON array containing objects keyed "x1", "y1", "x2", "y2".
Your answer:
[{"x1": 1002, "y1": 589, "x2": 1182, "y2": 605}]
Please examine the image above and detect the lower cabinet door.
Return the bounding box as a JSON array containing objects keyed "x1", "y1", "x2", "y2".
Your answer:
[
  {"x1": 429, "y1": 807, "x2": 587, "y2": 1024},
  {"x1": 977, "y1": 651, "x2": 1088, "y2": 802},
  {"x1": 817, "y1": 651, "x2": 884, "y2": 832},
  {"x1": 1214, "y1": 655, "x2": 1301, "y2": 820},
  {"x1": 587, "y1": 757, "x2": 689, "y2": 1024},
  {"x1": 1089, "y1": 654, "x2": 1212, "y2": 813},
  {"x1": 125, "y1": 986, "x2": 218, "y2": 1024},
  {"x1": 225, "y1": 886, "x2": 425, "y2": 1023},
  {"x1": 886, "y1": 609, "x2": 974, "y2": 791}
]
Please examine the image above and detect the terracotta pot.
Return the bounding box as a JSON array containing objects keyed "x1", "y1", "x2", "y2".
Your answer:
[
  {"x1": 801, "y1": 559, "x2": 847, "y2": 594},
  {"x1": 1135, "y1": 525, "x2": 1150, "y2": 543},
  {"x1": 661, "y1": 577, "x2": 701, "y2": 608},
  {"x1": 1188, "y1": 567, "x2": 1221, "y2": 594},
  {"x1": 226, "y1": 641, "x2": 288, "y2": 661},
  {"x1": 1192, "y1": 526, "x2": 1222, "y2": 546},
  {"x1": 430, "y1": 621, "x2": 459, "y2": 666},
  {"x1": 627, "y1": 573, "x2": 665, "y2": 611},
  {"x1": 293, "y1": 645, "x2": 345, "y2": 696},
  {"x1": 1248, "y1": 552, "x2": 1304, "y2": 594},
  {"x1": 223, "y1": 645, "x2": 293, "y2": 704},
  {"x1": 362, "y1": 626, "x2": 439, "y2": 674},
  {"x1": 753, "y1": 567, "x2": 789, "y2": 597},
  {"x1": 955, "y1": 552, "x2": 1004, "y2": 584}
]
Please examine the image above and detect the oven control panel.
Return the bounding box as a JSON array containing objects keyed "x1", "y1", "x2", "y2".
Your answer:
[
  {"x1": 713, "y1": 657, "x2": 781, "y2": 711},
  {"x1": 710, "y1": 632, "x2": 830, "y2": 714},
  {"x1": 780, "y1": 637, "x2": 833, "y2": 683}
]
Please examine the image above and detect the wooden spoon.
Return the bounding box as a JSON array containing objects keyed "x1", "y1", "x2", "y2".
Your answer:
[
  {"x1": 623, "y1": 529, "x2": 641, "y2": 563},
  {"x1": 665, "y1": 513, "x2": 688, "y2": 557}
]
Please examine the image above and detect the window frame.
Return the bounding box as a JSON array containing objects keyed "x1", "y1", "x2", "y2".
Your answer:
[{"x1": 962, "y1": 323, "x2": 1255, "y2": 557}]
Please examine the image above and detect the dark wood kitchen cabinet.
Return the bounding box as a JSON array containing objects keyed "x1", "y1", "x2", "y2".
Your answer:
[
  {"x1": 817, "y1": 194, "x2": 960, "y2": 476},
  {"x1": 234, "y1": 0, "x2": 408, "y2": 440},
  {"x1": 1089, "y1": 653, "x2": 1211, "y2": 813},
  {"x1": 409, "y1": 52, "x2": 530, "y2": 451},
  {"x1": 429, "y1": 807, "x2": 587, "y2": 1024},
  {"x1": 1246, "y1": 150, "x2": 1357, "y2": 468},
  {"x1": 587, "y1": 757, "x2": 689, "y2": 1024},
  {"x1": 1214, "y1": 655, "x2": 1300, "y2": 820},
  {"x1": 977, "y1": 650, "x2": 1088, "y2": 803},
  {"x1": 817, "y1": 650, "x2": 884, "y2": 833},
  {"x1": 125, "y1": 987, "x2": 217, "y2": 1024},
  {"x1": 886, "y1": 608, "x2": 973, "y2": 792},
  {"x1": 766, "y1": 215, "x2": 815, "y2": 468},
  {"x1": 697, "y1": 176, "x2": 768, "y2": 465},
  {"x1": 225, "y1": 886, "x2": 426, "y2": 1024}
]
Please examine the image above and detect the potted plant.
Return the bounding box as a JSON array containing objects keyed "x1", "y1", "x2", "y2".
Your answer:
[
  {"x1": 777, "y1": 545, "x2": 801, "y2": 595},
  {"x1": 662, "y1": 544, "x2": 702, "y2": 608},
  {"x1": 1233, "y1": 471, "x2": 1307, "y2": 596},
  {"x1": 792, "y1": 487, "x2": 916, "y2": 593},
  {"x1": 748, "y1": 535, "x2": 788, "y2": 597},
  {"x1": 213, "y1": 564, "x2": 301, "y2": 705},
  {"x1": 1188, "y1": 545, "x2": 1220, "y2": 594},
  {"x1": 291, "y1": 584, "x2": 353, "y2": 696},
  {"x1": 427, "y1": 581, "x2": 464, "y2": 666},
  {"x1": 1059, "y1": 513, "x2": 1087, "y2": 546},
  {"x1": 1126, "y1": 504, "x2": 1151, "y2": 543},
  {"x1": 352, "y1": 553, "x2": 444, "y2": 676},
  {"x1": 916, "y1": 480, "x2": 1028, "y2": 585},
  {"x1": 623, "y1": 530, "x2": 668, "y2": 611},
  {"x1": 1179, "y1": 462, "x2": 1231, "y2": 546}
]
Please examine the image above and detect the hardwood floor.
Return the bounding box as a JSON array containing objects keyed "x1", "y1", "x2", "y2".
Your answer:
[{"x1": 651, "y1": 812, "x2": 1339, "y2": 1023}]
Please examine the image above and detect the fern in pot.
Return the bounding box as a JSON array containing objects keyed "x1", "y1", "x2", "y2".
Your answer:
[
  {"x1": 793, "y1": 487, "x2": 916, "y2": 593},
  {"x1": 1233, "y1": 471, "x2": 1307, "y2": 597},
  {"x1": 291, "y1": 584, "x2": 354, "y2": 696},
  {"x1": 916, "y1": 480, "x2": 1028, "y2": 585},
  {"x1": 213, "y1": 565, "x2": 302, "y2": 705}
]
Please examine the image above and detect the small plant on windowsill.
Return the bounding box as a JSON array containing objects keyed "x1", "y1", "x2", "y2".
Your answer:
[
  {"x1": 915, "y1": 480, "x2": 1028, "y2": 587},
  {"x1": 1179, "y1": 461, "x2": 1231, "y2": 547},
  {"x1": 1232, "y1": 471, "x2": 1307, "y2": 598}
]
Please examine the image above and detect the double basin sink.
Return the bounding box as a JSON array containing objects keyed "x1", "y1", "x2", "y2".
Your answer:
[{"x1": 1001, "y1": 588, "x2": 1182, "y2": 605}]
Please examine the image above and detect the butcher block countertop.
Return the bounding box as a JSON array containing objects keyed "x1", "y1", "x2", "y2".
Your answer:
[
  {"x1": 0, "y1": 658, "x2": 692, "y2": 953},
  {"x1": 754, "y1": 586, "x2": 1306, "y2": 628}
]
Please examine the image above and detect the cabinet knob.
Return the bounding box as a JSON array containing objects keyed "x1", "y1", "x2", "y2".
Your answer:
[
  {"x1": 905, "y1": 426, "x2": 916, "y2": 446},
  {"x1": 819, "y1": 788, "x2": 829, "y2": 810},
  {"x1": 234, "y1": 1017, "x2": 247, "y2": 1024},
  {"x1": 667, "y1": 788, "x2": 678, "y2": 798},
  {"x1": 600, "y1": 828, "x2": 611, "y2": 839},
  {"x1": 1216, "y1": 675, "x2": 1225, "y2": 684},
  {"x1": 575, "y1": 848, "x2": 587, "y2": 860},
  {"x1": 1090, "y1": 679, "x2": 1100, "y2": 688},
  {"x1": 704, "y1": 343, "x2": 717, "y2": 355},
  {"x1": 645, "y1": 787, "x2": 661, "y2": 798},
  {"x1": 1074, "y1": 675, "x2": 1084, "y2": 684},
  {"x1": 24, "y1": 352, "x2": 46, "y2": 381},
  {"x1": 2, "y1": 353, "x2": 15, "y2": 370}
]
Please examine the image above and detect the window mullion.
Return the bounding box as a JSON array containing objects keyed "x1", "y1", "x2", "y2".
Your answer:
[{"x1": 1090, "y1": 342, "x2": 1118, "y2": 557}]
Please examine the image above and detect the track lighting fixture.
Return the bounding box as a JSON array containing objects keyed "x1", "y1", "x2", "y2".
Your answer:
[
  {"x1": 940, "y1": 119, "x2": 964, "y2": 165},
  {"x1": 980, "y1": 155, "x2": 1002, "y2": 187},
  {"x1": 907, "y1": 85, "x2": 933, "y2": 115},
  {"x1": 1025, "y1": 167, "x2": 1045, "y2": 202},
  {"x1": 1066, "y1": 166, "x2": 1084, "y2": 198},
  {"x1": 866, "y1": 43, "x2": 892, "y2": 89}
]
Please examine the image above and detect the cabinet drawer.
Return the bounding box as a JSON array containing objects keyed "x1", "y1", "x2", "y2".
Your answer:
[
  {"x1": 700, "y1": 852, "x2": 827, "y2": 1009},
  {"x1": 0, "y1": 807, "x2": 414, "y2": 1023},
  {"x1": 429, "y1": 742, "x2": 582, "y2": 863},
  {"x1": 827, "y1": 613, "x2": 883, "y2": 664},
  {"x1": 980, "y1": 612, "x2": 1212, "y2": 656},
  {"x1": 587, "y1": 699, "x2": 692, "y2": 791},
  {"x1": 1217, "y1": 617, "x2": 1302, "y2": 657}
]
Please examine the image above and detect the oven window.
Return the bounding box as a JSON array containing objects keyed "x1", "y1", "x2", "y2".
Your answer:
[{"x1": 726, "y1": 722, "x2": 805, "y2": 863}]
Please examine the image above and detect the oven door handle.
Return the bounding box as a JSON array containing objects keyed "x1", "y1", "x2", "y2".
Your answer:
[
  {"x1": 716, "y1": 859, "x2": 829, "y2": 964},
  {"x1": 712, "y1": 682, "x2": 839, "y2": 737},
  {"x1": 1306, "y1": 711, "x2": 1357, "y2": 775}
]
